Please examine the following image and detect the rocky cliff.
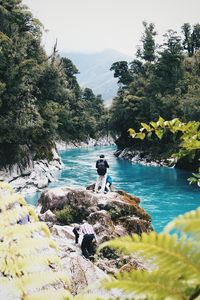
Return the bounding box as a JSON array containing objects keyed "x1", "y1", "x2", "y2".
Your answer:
[
  {"x1": 0, "y1": 149, "x2": 63, "y2": 196},
  {"x1": 37, "y1": 187, "x2": 153, "y2": 295}
]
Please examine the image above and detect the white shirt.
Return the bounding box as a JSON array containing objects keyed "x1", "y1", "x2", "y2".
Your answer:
[
  {"x1": 80, "y1": 222, "x2": 97, "y2": 241},
  {"x1": 80, "y1": 222, "x2": 95, "y2": 234}
]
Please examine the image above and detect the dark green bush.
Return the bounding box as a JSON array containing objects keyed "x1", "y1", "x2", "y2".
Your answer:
[{"x1": 55, "y1": 205, "x2": 75, "y2": 225}]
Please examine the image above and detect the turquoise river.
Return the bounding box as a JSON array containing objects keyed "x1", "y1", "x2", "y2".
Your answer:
[{"x1": 26, "y1": 145, "x2": 200, "y2": 233}]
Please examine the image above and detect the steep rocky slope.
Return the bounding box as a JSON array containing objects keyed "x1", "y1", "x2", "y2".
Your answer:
[{"x1": 37, "y1": 187, "x2": 153, "y2": 295}]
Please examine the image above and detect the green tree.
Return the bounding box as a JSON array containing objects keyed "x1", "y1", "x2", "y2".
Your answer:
[
  {"x1": 182, "y1": 23, "x2": 200, "y2": 56},
  {"x1": 110, "y1": 61, "x2": 132, "y2": 86},
  {"x1": 136, "y1": 21, "x2": 157, "y2": 63},
  {"x1": 61, "y1": 57, "x2": 80, "y2": 92},
  {"x1": 0, "y1": 0, "x2": 47, "y2": 165},
  {"x1": 182, "y1": 23, "x2": 194, "y2": 56},
  {"x1": 154, "y1": 30, "x2": 183, "y2": 95},
  {"x1": 0, "y1": 0, "x2": 107, "y2": 165}
]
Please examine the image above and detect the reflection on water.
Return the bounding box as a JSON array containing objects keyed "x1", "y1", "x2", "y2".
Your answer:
[{"x1": 26, "y1": 145, "x2": 200, "y2": 232}]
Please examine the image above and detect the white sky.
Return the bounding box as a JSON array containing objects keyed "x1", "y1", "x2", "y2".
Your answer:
[{"x1": 23, "y1": 0, "x2": 200, "y2": 56}]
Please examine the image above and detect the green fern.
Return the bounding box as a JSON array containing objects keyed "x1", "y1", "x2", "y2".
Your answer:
[
  {"x1": 27, "y1": 288, "x2": 71, "y2": 300},
  {"x1": 165, "y1": 208, "x2": 200, "y2": 240},
  {"x1": 103, "y1": 270, "x2": 187, "y2": 300},
  {"x1": 72, "y1": 295, "x2": 104, "y2": 300},
  {"x1": 0, "y1": 182, "x2": 70, "y2": 299},
  {"x1": 0, "y1": 222, "x2": 51, "y2": 240},
  {"x1": 99, "y1": 232, "x2": 200, "y2": 284},
  {"x1": 99, "y1": 208, "x2": 200, "y2": 299}
]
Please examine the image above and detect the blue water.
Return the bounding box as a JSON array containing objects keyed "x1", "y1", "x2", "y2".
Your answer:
[{"x1": 27, "y1": 145, "x2": 200, "y2": 233}]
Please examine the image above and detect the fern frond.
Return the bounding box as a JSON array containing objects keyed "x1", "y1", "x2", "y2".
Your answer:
[
  {"x1": 99, "y1": 232, "x2": 200, "y2": 284},
  {"x1": 28, "y1": 206, "x2": 38, "y2": 222},
  {"x1": 73, "y1": 294, "x2": 103, "y2": 300},
  {"x1": 0, "y1": 222, "x2": 50, "y2": 241},
  {"x1": 17, "y1": 253, "x2": 62, "y2": 273},
  {"x1": 0, "y1": 254, "x2": 61, "y2": 277},
  {"x1": 0, "y1": 194, "x2": 27, "y2": 211},
  {"x1": 14, "y1": 237, "x2": 57, "y2": 257},
  {"x1": 0, "y1": 280, "x2": 22, "y2": 300},
  {"x1": 18, "y1": 237, "x2": 57, "y2": 253},
  {"x1": 0, "y1": 181, "x2": 14, "y2": 193},
  {"x1": 164, "y1": 208, "x2": 200, "y2": 240},
  {"x1": 0, "y1": 183, "x2": 70, "y2": 298},
  {"x1": 19, "y1": 271, "x2": 69, "y2": 291},
  {"x1": 0, "y1": 238, "x2": 58, "y2": 277},
  {"x1": 0, "y1": 236, "x2": 57, "y2": 254},
  {"x1": 103, "y1": 270, "x2": 187, "y2": 300},
  {"x1": 26, "y1": 288, "x2": 71, "y2": 300},
  {"x1": 0, "y1": 205, "x2": 38, "y2": 227},
  {"x1": 0, "y1": 274, "x2": 69, "y2": 298}
]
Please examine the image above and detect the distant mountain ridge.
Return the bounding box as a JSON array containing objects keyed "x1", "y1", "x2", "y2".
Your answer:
[{"x1": 61, "y1": 49, "x2": 133, "y2": 105}]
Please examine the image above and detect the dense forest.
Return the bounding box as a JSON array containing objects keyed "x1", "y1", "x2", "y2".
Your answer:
[
  {"x1": 109, "y1": 21, "x2": 200, "y2": 167},
  {"x1": 1, "y1": 1, "x2": 199, "y2": 171},
  {"x1": 0, "y1": 0, "x2": 106, "y2": 167}
]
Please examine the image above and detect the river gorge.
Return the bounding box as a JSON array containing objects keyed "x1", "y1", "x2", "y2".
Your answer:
[{"x1": 26, "y1": 145, "x2": 200, "y2": 232}]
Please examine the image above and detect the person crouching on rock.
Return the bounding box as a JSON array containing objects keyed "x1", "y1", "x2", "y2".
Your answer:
[
  {"x1": 105, "y1": 175, "x2": 113, "y2": 192},
  {"x1": 94, "y1": 154, "x2": 109, "y2": 193},
  {"x1": 80, "y1": 220, "x2": 97, "y2": 260}
]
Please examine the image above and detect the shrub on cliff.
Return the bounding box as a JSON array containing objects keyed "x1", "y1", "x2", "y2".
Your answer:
[{"x1": 55, "y1": 205, "x2": 75, "y2": 225}]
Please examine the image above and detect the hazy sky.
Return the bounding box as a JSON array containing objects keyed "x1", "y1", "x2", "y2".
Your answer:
[{"x1": 23, "y1": 0, "x2": 200, "y2": 56}]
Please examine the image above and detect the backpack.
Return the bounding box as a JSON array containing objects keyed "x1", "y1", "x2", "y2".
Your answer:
[{"x1": 97, "y1": 160, "x2": 106, "y2": 175}]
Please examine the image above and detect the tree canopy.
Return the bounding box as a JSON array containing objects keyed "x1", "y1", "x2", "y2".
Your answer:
[
  {"x1": 108, "y1": 22, "x2": 200, "y2": 172},
  {"x1": 0, "y1": 0, "x2": 106, "y2": 166},
  {"x1": 109, "y1": 22, "x2": 200, "y2": 136}
]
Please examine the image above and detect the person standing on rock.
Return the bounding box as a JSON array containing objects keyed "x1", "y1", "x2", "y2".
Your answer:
[
  {"x1": 79, "y1": 220, "x2": 97, "y2": 260},
  {"x1": 94, "y1": 154, "x2": 109, "y2": 193}
]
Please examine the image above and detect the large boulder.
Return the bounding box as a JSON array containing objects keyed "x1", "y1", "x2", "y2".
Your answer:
[
  {"x1": 39, "y1": 209, "x2": 57, "y2": 227},
  {"x1": 38, "y1": 188, "x2": 98, "y2": 215},
  {"x1": 38, "y1": 187, "x2": 153, "y2": 236}
]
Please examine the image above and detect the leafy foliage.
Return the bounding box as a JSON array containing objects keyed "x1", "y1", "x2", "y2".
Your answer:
[
  {"x1": 0, "y1": 0, "x2": 106, "y2": 166},
  {"x1": 99, "y1": 208, "x2": 200, "y2": 299},
  {"x1": 128, "y1": 117, "x2": 200, "y2": 185},
  {"x1": 55, "y1": 205, "x2": 75, "y2": 225},
  {"x1": 109, "y1": 22, "x2": 200, "y2": 147},
  {"x1": 136, "y1": 21, "x2": 157, "y2": 62},
  {"x1": 165, "y1": 207, "x2": 200, "y2": 240},
  {"x1": 0, "y1": 182, "x2": 70, "y2": 299}
]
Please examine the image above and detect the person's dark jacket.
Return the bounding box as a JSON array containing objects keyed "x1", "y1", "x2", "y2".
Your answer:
[{"x1": 96, "y1": 159, "x2": 109, "y2": 175}]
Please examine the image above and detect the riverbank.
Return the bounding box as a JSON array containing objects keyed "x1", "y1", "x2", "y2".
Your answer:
[
  {"x1": 0, "y1": 136, "x2": 115, "y2": 196},
  {"x1": 56, "y1": 135, "x2": 115, "y2": 151},
  {"x1": 0, "y1": 148, "x2": 63, "y2": 196},
  {"x1": 114, "y1": 147, "x2": 175, "y2": 167}
]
